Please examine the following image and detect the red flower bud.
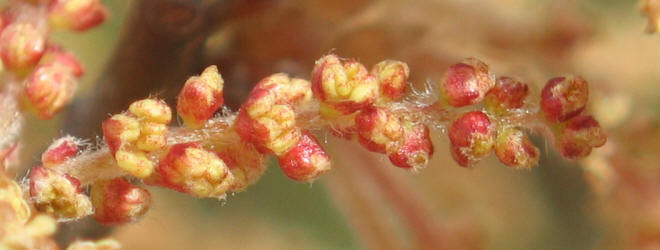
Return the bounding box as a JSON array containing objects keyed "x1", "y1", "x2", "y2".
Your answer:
[
  {"x1": 0, "y1": 22, "x2": 46, "y2": 74},
  {"x1": 355, "y1": 107, "x2": 403, "y2": 154},
  {"x1": 277, "y1": 131, "x2": 330, "y2": 182},
  {"x1": 388, "y1": 122, "x2": 433, "y2": 170},
  {"x1": 41, "y1": 46, "x2": 85, "y2": 77},
  {"x1": 484, "y1": 77, "x2": 529, "y2": 115},
  {"x1": 49, "y1": 0, "x2": 108, "y2": 31},
  {"x1": 494, "y1": 127, "x2": 539, "y2": 169},
  {"x1": 177, "y1": 66, "x2": 224, "y2": 129},
  {"x1": 371, "y1": 59, "x2": 410, "y2": 102},
  {"x1": 23, "y1": 61, "x2": 77, "y2": 119},
  {"x1": 29, "y1": 166, "x2": 92, "y2": 219},
  {"x1": 448, "y1": 111, "x2": 495, "y2": 167},
  {"x1": 156, "y1": 142, "x2": 234, "y2": 198},
  {"x1": 41, "y1": 136, "x2": 79, "y2": 168},
  {"x1": 91, "y1": 178, "x2": 151, "y2": 226},
  {"x1": 556, "y1": 114, "x2": 606, "y2": 160},
  {"x1": 540, "y1": 75, "x2": 589, "y2": 122},
  {"x1": 439, "y1": 58, "x2": 495, "y2": 107}
]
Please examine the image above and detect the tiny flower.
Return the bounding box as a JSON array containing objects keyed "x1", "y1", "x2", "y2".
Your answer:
[
  {"x1": 540, "y1": 75, "x2": 589, "y2": 122},
  {"x1": 311, "y1": 54, "x2": 378, "y2": 114},
  {"x1": 41, "y1": 46, "x2": 85, "y2": 77},
  {"x1": 448, "y1": 111, "x2": 495, "y2": 167},
  {"x1": 371, "y1": 59, "x2": 410, "y2": 102},
  {"x1": 388, "y1": 121, "x2": 433, "y2": 170},
  {"x1": 494, "y1": 127, "x2": 539, "y2": 169},
  {"x1": 48, "y1": 0, "x2": 109, "y2": 31},
  {"x1": 214, "y1": 142, "x2": 266, "y2": 192},
  {"x1": 102, "y1": 114, "x2": 139, "y2": 155},
  {"x1": 113, "y1": 149, "x2": 154, "y2": 179},
  {"x1": 128, "y1": 98, "x2": 172, "y2": 124},
  {"x1": 177, "y1": 66, "x2": 224, "y2": 129},
  {"x1": 23, "y1": 61, "x2": 77, "y2": 119},
  {"x1": 156, "y1": 142, "x2": 234, "y2": 198},
  {"x1": 277, "y1": 131, "x2": 330, "y2": 182},
  {"x1": 484, "y1": 77, "x2": 529, "y2": 115},
  {"x1": 556, "y1": 114, "x2": 607, "y2": 160},
  {"x1": 29, "y1": 166, "x2": 92, "y2": 220},
  {"x1": 0, "y1": 22, "x2": 46, "y2": 74},
  {"x1": 355, "y1": 106, "x2": 403, "y2": 154},
  {"x1": 439, "y1": 58, "x2": 495, "y2": 107},
  {"x1": 91, "y1": 178, "x2": 150, "y2": 226},
  {"x1": 41, "y1": 136, "x2": 79, "y2": 168}
]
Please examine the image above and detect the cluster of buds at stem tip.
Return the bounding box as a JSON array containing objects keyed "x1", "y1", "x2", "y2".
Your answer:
[
  {"x1": 22, "y1": 54, "x2": 608, "y2": 228},
  {"x1": 0, "y1": 0, "x2": 108, "y2": 119}
]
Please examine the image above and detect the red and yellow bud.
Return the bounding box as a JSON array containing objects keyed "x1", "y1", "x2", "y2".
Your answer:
[
  {"x1": 355, "y1": 107, "x2": 403, "y2": 154},
  {"x1": 156, "y1": 143, "x2": 234, "y2": 198},
  {"x1": 28, "y1": 166, "x2": 92, "y2": 220},
  {"x1": 439, "y1": 58, "x2": 495, "y2": 107},
  {"x1": 102, "y1": 114, "x2": 139, "y2": 155},
  {"x1": 41, "y1": 46, "x2": 85, "y2": 77},
  {"x1": 371, "y1": 59, "x2": 409, "y2": 102},
  {"x1": 214, "y1": 142, "x2": 266, "y2": 192},
  {"x1": 113, "y1": 149, "x2": 154, "y2": 179},
  {"x1": 41, "y1": 136, "x2": 79, "y2": 168},
  {"x1": 494, "y1": 127, "x2": 539, "y2": 169},
  {"x1": 91, "y1": 178, "x2": 150, "y2": 226},
  {"x1": 311, "y1": 54, "x2": 378, "y2": 114},
  {"x1": 177, "y1": 66, "x2": 224, "y2": 129},
  {"x1": 448, "y1": 111, "x2": 495, "y2": 167},
  {"x1": 556, "y1": 114, "x2": 607, "y2": 160},
  {"x1": 0, "y1": 22, "x2": 46, "y2": 74},
  {"x1": 484, "y1": 77, "x2": 529, "y2": 115},
  {"x1": 541, "y1": 75, "x2": 589, "y2": 122},
  {"x1": 23, "y1": 61, "x2": 77, "y2": 119},
  {"x1": 48, "y1": 0, "x2": 108, "y2": 31},
  {"x1": 388, "y1": 121, "x2": 433, "y2": 170},
  {"x1": 236, "y1": 73, "x2": 312, "y2": 155},
  {"x1": 277, "y1": 131, "x2": 330, "y2": 182}
]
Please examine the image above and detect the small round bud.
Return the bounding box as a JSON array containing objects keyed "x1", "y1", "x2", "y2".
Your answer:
[
  {"x1": 388, "y1": 122, "x2": 433, "y2": 170},
  {"x1": 556, "y1": 114, "x2": 606, "y2": 160},
  {"x1": 494, "y1": 127, "x2": 539, "y2": 169},
  {"x1": 128, "y1": 98, "x2": 172, "y2": 124},
  {"x1": 177, "y1": 66, "x2": 224, "y2": 129},
  {"x1": 91, "y1": 178, "x2": 151, "y2": 226},
  {"x1": 41, "y1": 46, "x2": 85, "y2": 77},
  {"x1": 49, "y1": 0, "x2": 109, "y2": 31},
  {"x1": 41, "y1": 136, "x2": 79, "y2": 168},
  {"x1": 355, "y1": 107, "x2": 403, "y2": 154},
  {"x1": 156, "y1": 143, "x2": 234, "y2": 198},
  {"x1": 0, "y1": 22, "x2": 46, "y2": 74},
  {"x1": 277, "y1": 131, "x2": 330, "y2": 182},
  {"x1": 28, "y1": 166, "x2": 92, "y2": 220},
  {"x1": 484, "y1": 77, "x2": 529, "y2": 115},
  {"x1": 439, "y1": 58, "x2": 495, "y2": 107},
  {"x1": 23, "y1": 62, "x2": 77, "y2": 119},
  {"x1": 540, "y1": 75, "x2": 588, "y2": 122},
  {"x1": 371, "y1": 59, "x2": 409, "y2": 102},
  {"x1": 448, "y1": 111, "x2": 495, "y2": 167}
]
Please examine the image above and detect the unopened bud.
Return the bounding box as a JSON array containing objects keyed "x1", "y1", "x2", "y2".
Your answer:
[
  {"x1": 541, "y1": 75, "x2": 589, "y2": 122},
  {"x1": 49, "y1": 0, "x2": 109, "y2": 31},
  {"x1": 0, "y1": 22, "x2": 46, "y2": 74},
  {"x1": 177, "y1": 66, "x2": 224, "y2": 129},
  {"x1": 41, "y1": 136, "x2": 79, "y2": 168},
  {"x1": 355, "y1": 106, "x2": 403, "y2": 154},
  {"x1": 448, "y1": 111, "x2": 495, "y2": 167},
  {"x1": 91, "y1": 178, "x2": 150, "y2": 226},
  {"x1": 439, "y1": 58, "x2": 495, "y2": 107},
  {"x1": 484, "y1": 77, "x2": 529, "y2": 115},
  {"x1": 371, "y1": 59, "x2": 409, "y2": 102},
  {"x1": 277, "y1": 131, "x2": 330, "y2": 182},
  {"x1": 494, "y1": 127, "x2": 539, "y2": 169},
  {"x1": 388, "y1": 121, "x2": 433, "y2": 170},
  {"x1": 557, "y1": 114, "x2": 606, "y2": 160}
]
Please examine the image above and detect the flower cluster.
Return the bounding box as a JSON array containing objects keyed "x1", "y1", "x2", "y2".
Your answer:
[
  {"x1": 0, "y1": 0, "x2": 107, "y2": 119},
  {"x1": 21, "y1": 53, "x2": 606, "y2": 229}
]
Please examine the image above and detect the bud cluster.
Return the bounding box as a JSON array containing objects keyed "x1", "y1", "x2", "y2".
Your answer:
[
  {"x1": 22, "y1": 53, "x2": 607, "y2": 230},
  {"x1": 0, "y1": 0, "x2": 108, "y2": 119}
]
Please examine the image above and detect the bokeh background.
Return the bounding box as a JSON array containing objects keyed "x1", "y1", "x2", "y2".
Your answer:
[{"x1": 6, "y1": 0, "x2": 659, "y2": 249}]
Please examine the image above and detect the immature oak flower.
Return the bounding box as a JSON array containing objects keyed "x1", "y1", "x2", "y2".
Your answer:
[
  {"x1": 91, "y1": 178, "x2": 150, "y2": 226},
  {"x1": 439, "y1": 58, "x2": 495, "y2": 107},
  {"x1": 449, "y1": 111, "x2": 495, "y2": 167}
]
